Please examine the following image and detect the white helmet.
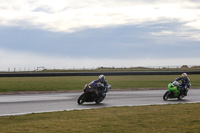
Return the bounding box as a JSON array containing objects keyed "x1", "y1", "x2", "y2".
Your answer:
[{"x1": 99, "y1": 75, "x2": 105, "y2": 83}]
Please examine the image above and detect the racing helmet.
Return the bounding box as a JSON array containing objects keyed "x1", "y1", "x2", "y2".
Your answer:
[
  {"x1": 182, "y1": 73, "x2": 187, "y2": 79},
  {"x1": 99, "y1": 75, "x2": 105, "y2": 83}
]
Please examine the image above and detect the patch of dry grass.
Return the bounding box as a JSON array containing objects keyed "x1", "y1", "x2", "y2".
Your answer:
[{"x1": 0, "y1": 103, "x2": 200, "y2": 133}]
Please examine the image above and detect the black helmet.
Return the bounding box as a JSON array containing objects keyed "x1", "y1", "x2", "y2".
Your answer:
[{"x1": 99, "y1": 75, "x2": 105, "y2": 83}]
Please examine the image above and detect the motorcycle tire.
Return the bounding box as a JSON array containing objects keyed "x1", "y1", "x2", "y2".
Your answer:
[
  {"x1": 95, "y1": 99, "x2": 101, "y2": 104},
  {"x1": 95, "y1": 94, "x2": 106, "y2": 104},
  {"x1": 77, "y1": 93, "x2": 85, "y2": 105},
  {"x1": 163, "y1": 91, "x2": 170, "y2": 100},
  {"x1": 178, "y1": 95, "x2": 184, "y2": 100},
  {"x1": 95, "y1": 95, "x2": 105, "y2": 104}
]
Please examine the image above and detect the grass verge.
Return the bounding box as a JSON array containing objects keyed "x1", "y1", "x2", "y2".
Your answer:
[
  {"x1": 0, "y1": 75, "x2": 200, "y2": 93},
  {"x1": 0, "y1": 103, "x2": 199, "y2": 133}
]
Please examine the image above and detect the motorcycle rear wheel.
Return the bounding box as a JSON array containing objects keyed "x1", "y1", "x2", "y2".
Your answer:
[
  {"x1": 163, "y1": 91, "x2": 170, "y2": 100},
  {"x1": 178, "y1": 95, "x2": 184, "y2": 100},
  {"x1": 95, "y1": 99, "x2": 101, "y2": 104},
  {"x1": 77, "y1": 93, "x2": 85, "y2": 105},
  {"x1": 95, "y1": 96, "x2": 105, "y2": 104}
]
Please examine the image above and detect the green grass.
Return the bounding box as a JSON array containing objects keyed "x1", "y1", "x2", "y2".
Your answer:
[
  {"x1": 0, "y1": 103, "x2": 200, "y2": 133},
  {"x1": 0, "y1": 75, "x2": 200, "y2": 93}
]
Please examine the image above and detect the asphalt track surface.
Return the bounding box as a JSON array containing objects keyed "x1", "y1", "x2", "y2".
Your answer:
[{"x1": 0, "y1": 89, "x2": 200, "y2": 116}]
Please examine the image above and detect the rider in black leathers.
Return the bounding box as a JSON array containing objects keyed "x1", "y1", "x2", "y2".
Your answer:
[
  {"x1": 174, "y1": 73, "x2": 191, "y2": 96},
  {"x1": 88, "y1": 75, "x2": 110, "y2": 98}
]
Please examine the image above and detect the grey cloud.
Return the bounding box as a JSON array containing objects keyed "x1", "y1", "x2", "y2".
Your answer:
[
  {"x1": 32, "y1": 6, "x2": 54, "y2": 13},
  {"x1": 0, "y1": 20, "x2": 199, "y2": 59}
]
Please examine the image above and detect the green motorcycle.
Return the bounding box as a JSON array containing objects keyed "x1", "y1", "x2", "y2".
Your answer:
[{"x1": 163, "y1": 81, "x2": 185, "y2": 100}]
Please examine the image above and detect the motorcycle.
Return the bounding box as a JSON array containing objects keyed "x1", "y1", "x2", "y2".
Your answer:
[
  {"x1": 163, "y1": 81, "x2": 187, "y2": 100},
  {"x1": 77, "y1": 82, "x2": 111, "y2": 105}
]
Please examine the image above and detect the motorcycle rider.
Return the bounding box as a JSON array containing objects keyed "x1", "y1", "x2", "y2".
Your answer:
[
  {"x1": 174, "y1": 73, "x2": 191, "y2": 96},
  {"x1": 89, "y1": 75, "x2": 110, "y2": 98}
]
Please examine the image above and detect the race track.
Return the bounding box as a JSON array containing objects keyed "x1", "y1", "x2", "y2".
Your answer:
[{"x1": 0, "y1": 89, "x2": 200, "y2": 116}]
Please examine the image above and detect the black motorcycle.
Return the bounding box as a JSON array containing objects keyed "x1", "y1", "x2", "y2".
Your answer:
[{"x1": 77, "y1": 82, "x2": 111, "y2": 105}]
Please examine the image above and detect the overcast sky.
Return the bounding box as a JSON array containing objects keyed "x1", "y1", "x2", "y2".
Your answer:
[{"x1": 0, "y1": 0, "x2": 200, "y2": 71}]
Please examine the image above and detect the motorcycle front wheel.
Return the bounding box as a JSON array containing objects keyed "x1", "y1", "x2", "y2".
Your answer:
[
  {"x1": 77, "y1": 93, "x2": 85, "y2": 105},
  {"x1": 163, "y1": 91, "x2": 170, "y2": 100}
]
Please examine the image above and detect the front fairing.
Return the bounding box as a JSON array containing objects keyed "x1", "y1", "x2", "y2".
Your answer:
[
  {"x1": 83, "y1": 84, "x2": 99, "y2": 102},
  {"x1": 168, "y1": 83, "x2": 180, "y2": 97}
]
